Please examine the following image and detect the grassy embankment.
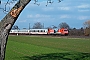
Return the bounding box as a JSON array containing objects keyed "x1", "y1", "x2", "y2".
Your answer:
[{"x1": 5, "y1": 36, "x2": 90, "y2": 60}]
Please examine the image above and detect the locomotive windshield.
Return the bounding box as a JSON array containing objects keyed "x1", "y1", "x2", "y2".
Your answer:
[{"x1": 64, "y1": 30, "x2": 68, "y2": 31}]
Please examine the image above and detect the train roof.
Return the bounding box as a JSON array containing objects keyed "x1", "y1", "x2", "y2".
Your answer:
[
  {"x1": 11, "y1": 29, "x2": 48, "y2": 30},
  {"x1": 29, "y1": 29, "x2": 48, "y2": 30}
]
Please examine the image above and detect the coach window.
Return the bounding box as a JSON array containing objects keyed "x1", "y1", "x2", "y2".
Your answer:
[
  {"x1": 44, "y1": 30, "x2": 45, "y2": 32},
  {"x1": 34, "y1": 30, "x2": 35, "y2": 32},
  {"x1": 38, "y1": 30, "x2": 39, "y2": 32},
  {"x1": 41, "y1": 30, "x2": 43, "y2": 32}
]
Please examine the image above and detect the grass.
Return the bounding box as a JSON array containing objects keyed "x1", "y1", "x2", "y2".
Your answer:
[{"x1": 5, "y1": 35, "x2": 90, "y2": 60}]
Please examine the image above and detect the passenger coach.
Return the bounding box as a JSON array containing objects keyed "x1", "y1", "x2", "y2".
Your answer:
[{"x1": 10, "y1": 28, "x2": 69, "y2": 36}]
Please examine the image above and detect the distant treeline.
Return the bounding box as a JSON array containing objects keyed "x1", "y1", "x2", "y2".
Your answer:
[{"x1": 68, "y1": 28, "x2": 90, "y2": 36}]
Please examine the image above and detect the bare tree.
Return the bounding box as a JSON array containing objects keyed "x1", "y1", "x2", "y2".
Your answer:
[
  {"x1": 83, "y1": 20, "x2": 90, "y2": 28},
  {"x1": 12, "y1": 25, "x2": 20, "y2": 30},
  {"x1": 33, "y1": 22, "x2": 43, "y2": 29},
  {"x1": 58, "y1": 22, "x2": 70, "y2": 29},
  {"x1": 0, "y1": 0, "x2": 63, "y2": 60},
  {"x1": 83, "y1": 20, "x2": 90, "y2": 36}
]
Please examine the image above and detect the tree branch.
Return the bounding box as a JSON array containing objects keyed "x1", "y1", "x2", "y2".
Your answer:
[
  {"x1": 0, "y1": 0, "x2": 63, "y2": 12},
  {"x1": 0, "y1": 0, "x2": 18, "y2": 13}
]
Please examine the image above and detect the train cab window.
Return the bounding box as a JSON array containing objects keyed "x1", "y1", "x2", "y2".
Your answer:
[
  {"x1": 44, "y1": 30, "x2": 45, "y2": 32},
  {"x1": 64, "y1": 30, "x2": 68, "y2": 31}
]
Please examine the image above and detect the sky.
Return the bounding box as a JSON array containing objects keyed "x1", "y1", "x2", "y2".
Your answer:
[{"x1": 0, "y1": 0, "x2": 90, "y2": 29}]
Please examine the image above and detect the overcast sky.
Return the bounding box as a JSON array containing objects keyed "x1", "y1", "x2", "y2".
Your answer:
[{"x1": 0, "y1": 0, "x2": 90, "y2": 29}]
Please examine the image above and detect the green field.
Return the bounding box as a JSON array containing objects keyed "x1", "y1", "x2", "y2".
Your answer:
[{"x1": 5, "y1": 36, "x2": 90, "y2": 60}]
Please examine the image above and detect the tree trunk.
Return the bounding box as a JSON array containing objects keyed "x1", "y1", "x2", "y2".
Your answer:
[{"x1": 0, "y1": 0, "x2": 31, "y2": 60}]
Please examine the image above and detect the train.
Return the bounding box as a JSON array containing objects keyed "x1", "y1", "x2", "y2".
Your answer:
[{"x1": 9, "y1": 28, "x2": 69, "y2": 36}]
